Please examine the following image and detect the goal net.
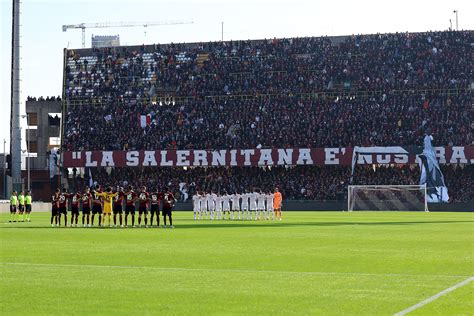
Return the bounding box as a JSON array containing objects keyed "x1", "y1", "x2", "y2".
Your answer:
[{"x1": 347, "y1": 185, "x2": 428, "y2": 212}]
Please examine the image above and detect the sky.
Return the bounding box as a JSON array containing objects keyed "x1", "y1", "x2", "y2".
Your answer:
[{"x1": 0, "y1": 0, "x2": 473, "y2": 154}]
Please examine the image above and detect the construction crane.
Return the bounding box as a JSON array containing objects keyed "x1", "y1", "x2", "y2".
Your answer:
[{"x1": 62, "y1": 20, "x2": 194, "y2": 48}]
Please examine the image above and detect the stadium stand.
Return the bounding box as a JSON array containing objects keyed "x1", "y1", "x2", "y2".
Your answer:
[
  {"x1": 63, "y1": 94, "x2": 471, "y2": 151},
  {"x1": 62, "y1": 30, "x2": 473, "y2": 202}
]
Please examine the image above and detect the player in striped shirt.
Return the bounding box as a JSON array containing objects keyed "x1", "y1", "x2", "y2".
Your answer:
[
  {"x1": 81, "y1": 188, "x2": 92, "y2": 227},
  {"x1": 149, "y1": 190, "x2": 162, "y2": 227},
  {"x1": 70, "y1": 191, "x2": 82, "y2": 227},
  {"x1": 124, "y1": 186, "x2": 137, "y2": 227},
  {"x1": 162, "y1": 188, "x2": 176, "y2": 228},
  {"x1": 50, "y1": 189, "x2": 59, "y2": 227},
  {"x1": 91, "y1": 185, "x2": 103, "y2": 227},
  {"x1": 137, "y1": 186, "x2": 150, "y2": 227},
  {"x1": 113, "y1": 186, "x2": 124, "y2": 227},
  {"x1": 58, "y1": 188, "x2": 70, "y2": 227}
]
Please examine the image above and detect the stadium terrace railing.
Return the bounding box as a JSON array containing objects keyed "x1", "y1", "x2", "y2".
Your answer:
[{"x1": 63, "y1": 87, "x2": 470, "y2": 107}]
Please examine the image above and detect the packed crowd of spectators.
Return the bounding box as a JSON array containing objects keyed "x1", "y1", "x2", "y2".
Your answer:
[
  {"x1": 68, "y1": 164, "x2": 473, "y2": 203},
  {"x1": 65, "y1": 31, "x2": 472, "y2": 99},
  {"x1": 63, "y1": 93, "x2": 472, "y2": 151}
]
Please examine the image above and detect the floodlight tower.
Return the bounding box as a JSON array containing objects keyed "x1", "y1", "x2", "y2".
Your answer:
[{"x1": 10, "y1": 0, "x2": 22, "y2": 192}]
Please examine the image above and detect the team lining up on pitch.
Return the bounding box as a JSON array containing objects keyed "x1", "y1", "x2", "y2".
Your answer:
[
  {"x1": 8, "y1": 186, "x2": 282, "y2": 228},
  {"x1": 192, "y1": 188, "x2": 283, "y2": 221}
]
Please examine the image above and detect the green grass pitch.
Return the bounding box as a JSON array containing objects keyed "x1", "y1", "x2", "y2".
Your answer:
[{"x1": 1, "y1": 211, "x2": 473, "y2": 315}]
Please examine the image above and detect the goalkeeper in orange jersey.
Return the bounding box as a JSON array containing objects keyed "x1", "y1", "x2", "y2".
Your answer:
[
  {"x1": 273, "y1": 187, "x2": 283, "y2": 221},
  {"x1": 95, "y1": 187, "x2": 118, "y2": 227}
]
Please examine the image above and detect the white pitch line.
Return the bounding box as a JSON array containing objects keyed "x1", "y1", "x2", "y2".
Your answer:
[
  {"x1": 394, "y1": 276, "x2": 474, "y2": 316},
  {"x1": 0, "y1": 262, "x2": 468, "y2": 279}
]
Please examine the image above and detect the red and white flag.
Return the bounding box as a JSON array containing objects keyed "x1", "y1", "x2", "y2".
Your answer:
[{"x1": 139, "y1": 114, "x2": 151, "y2": 128}]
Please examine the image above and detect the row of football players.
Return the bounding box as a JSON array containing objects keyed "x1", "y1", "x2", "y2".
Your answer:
[
  {"x1": 192, "y1": 188, "x2": 283, "y2": 221},
  {"x1": 51, "y1": 185, "x2": 177, "y2": 228}
]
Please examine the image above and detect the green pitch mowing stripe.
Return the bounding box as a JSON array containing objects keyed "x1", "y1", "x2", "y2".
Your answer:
[{"x1": 1, "y1": 211, "x2": 473, "y2": 315}]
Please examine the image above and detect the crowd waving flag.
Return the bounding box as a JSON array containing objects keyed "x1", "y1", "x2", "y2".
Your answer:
[{"x1": 139, "y1": 114, "x2": 151, "y2": 128}]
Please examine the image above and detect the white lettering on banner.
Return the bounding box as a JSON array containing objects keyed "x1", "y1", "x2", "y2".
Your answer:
[
  {"x1": 193, "y1": 150, "x2": 208, "y2": 166},
  {"x1": 296, "y1": 149, "x2": 313, "y2": 165},
  {"x1": 435, "y1": 147, "x2": 446, "y2": 164},
  {"x1": 324, "y1": 148, "x2": 339, "y2": 165},
  {"x1": 85, "y1": 151, "x2": 98, "y2": 167},
  {"x1": 176, "y1": 150, "x2": 190, "y2": 166},
  {"x1": 230, "y1": 149, "x2": 238, "y2": 166},
  {"x1": 101, "y1": 151, "x2": 115, "y2": 166},
  {"x1": 211, "y1": 150, "x2": 226, "y2": 166},
  {"x1": 63, "y1": 146, "x2": 472, "y2": 168},
  {"x1": 126, "y1": 151, "x2": 139, "y2": 166},
  {"x1": 258, "y1": 149, "x2": 274, "y2": 165},
  {"x1": 357, "y1": 154, "x2": 372, "y2": 164},
  {"x1": 142, "y1": 151, "x2": 158, "y2": 166},
  {"x1": 160, "y1": 151, "x2": 173, "y2": 166},
  {"x1": 394, "y1": 154, "x2": 408, "y2": 164},
  {"x1": 450, "y1": 147, "x2": 467, "y2": 163},
  {"x1": 376, "y1": 154, "x2": 391, "y2": 164},
  {"x1": 277, "y1": 149, "x2": 293, "y2": 165},
  {"x1": 241, "y1": 149, "x2": 255, "y2": 166}
]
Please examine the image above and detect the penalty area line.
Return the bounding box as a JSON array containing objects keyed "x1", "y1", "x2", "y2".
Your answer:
[
  {"x1": 0, "y1": 262, "x2": 469, "y2": 279},
  {"x1": 394, "y1": 276, "x2": 474, "y2": 316}
]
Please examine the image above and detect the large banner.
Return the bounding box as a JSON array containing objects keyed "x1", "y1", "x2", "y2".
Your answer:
[
  {"x1": 62, "y1": 146, "x2": 473, "y2": 168},
  {"x1": 419, "y1": 136, "x2": 449, "y2": 203}
]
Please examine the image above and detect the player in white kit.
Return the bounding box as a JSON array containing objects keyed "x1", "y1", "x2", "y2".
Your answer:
[
  {"x1": 208, "y1": 191, "x2": 216, "y2": 220},
  {"x1": 199, "y1": 192, "x2": 207, "y2": 219},
  {"x1": 257, "y1": 190, "x2": 266, "y2": 220},
  {"x1": 241, "y1": 190, "x2": 250, "y2": 220},
  {"x1": 222, "y1": 192, "x2": 231, "y2": 220},
  {"x1": 192, "y1": 192, "x2": 200, "y2": 220},
  {"x1": 231, "y1": 192, "x2": 241, "y2": 220},
  {"x1": 215, "y1": 193, "x2": 223, "y2": 220},
  {"x1": 266, "y1": 191, "x2": 274, "y2": 220},
  {"x1": 249, "y1": 190, "x2": 258, "y2": 220}
]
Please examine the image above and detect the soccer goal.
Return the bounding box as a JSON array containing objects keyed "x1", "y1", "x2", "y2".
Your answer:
[{"x1": 347, "y1": 185, "x2": 428, "y2": 212}]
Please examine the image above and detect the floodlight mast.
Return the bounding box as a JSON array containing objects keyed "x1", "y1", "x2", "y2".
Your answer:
[{"x1": 62, "y1": 20, "x2": 194, "y2": 48}]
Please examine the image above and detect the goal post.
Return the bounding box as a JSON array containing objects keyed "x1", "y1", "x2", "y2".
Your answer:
[{"x1": 347, "y1": 185, "x2": 428, "y2": 212}]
